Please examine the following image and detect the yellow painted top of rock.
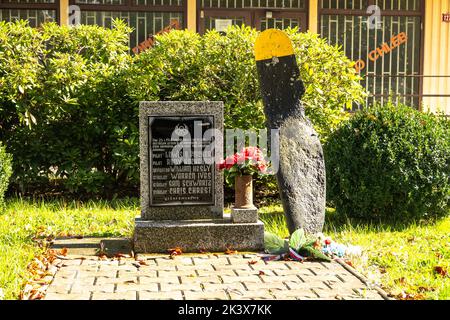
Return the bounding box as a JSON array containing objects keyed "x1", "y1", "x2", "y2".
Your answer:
[{"x1": 254, "y1": 29, "x2": 294, "y2": 61}]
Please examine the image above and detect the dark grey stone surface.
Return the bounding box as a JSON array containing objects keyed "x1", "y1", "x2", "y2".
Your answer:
[
  {"x1": 134, "y1": 217, "x2": 264, "y2": 253},
  {"x1": 231, "y1": 207, "x2": 259, "y2": 223},
  {"x1": 256, "y1": 54, "x2": 325, "y2": 235},
  {"x1": 139, "y1": 101, "x2": 224, "y2": 220},
  {"x1": 277, "y1": 117, "x2": 326, "y2": 234}
]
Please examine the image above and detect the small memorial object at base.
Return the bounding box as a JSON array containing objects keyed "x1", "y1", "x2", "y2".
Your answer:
[{"x1": 217, "y1": 146, "x2": 267, "y2": 224}]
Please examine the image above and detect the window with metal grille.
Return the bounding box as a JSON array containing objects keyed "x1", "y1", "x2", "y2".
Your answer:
[
  {"x1": 0, "y1": 0, "x2": 57, "y2": 26},
  {"x1": 201, "y1": 0, "x2": 306, "y2": 9},
  {"x1": 80, "y1": 10, "x2": 183, "y2": 49},
  {"x1": 320, "y1": 0, "x2": 424, "y2": 109},
  {"x1": 199, "y1": 0, "x2": 307, "y2": 33},
  {"x1": 70, "y1": 0, "x2": 186, "y2": 51}
]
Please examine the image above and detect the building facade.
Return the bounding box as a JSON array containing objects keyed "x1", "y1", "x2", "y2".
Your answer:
[{"x1": 1, "y1": 0, "x2": 449, "y2": 113}]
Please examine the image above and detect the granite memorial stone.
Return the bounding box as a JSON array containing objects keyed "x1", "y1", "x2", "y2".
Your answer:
[
  {"x1": 134, "y1": 101, "x2": 264, "y2": 253},
  {"x1": 139, "y1": 102, "x2": 223, "y2": 220}
]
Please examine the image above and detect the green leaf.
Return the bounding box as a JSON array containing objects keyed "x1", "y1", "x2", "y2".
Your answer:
[
  {"x1": 264, "y1": 232, "x2": 288, "y2": 255},
  {"x1": 300, "y1": 246, "x2": 332, "y2": 262},
  {"x1": 289, "y1": 228, "x2": 306, "y2": 251}
]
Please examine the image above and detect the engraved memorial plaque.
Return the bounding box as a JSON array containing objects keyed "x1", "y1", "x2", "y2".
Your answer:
[
  {"x1": 149, "y1": 116, "x2": 215, "y2": 206},
  {"x1": 139, "y1": 101, "x2": 224, "y2": 220}
]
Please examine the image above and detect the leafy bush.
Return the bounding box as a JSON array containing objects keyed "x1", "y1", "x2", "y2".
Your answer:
[
  {"x1": 0, "y1": 142, "x2": 12, "y2": 209},
  {"x1": 325, "y1": 103, "x2": 450, "y2": 220},
  {"x1": 130, "y1": 26, "x2": 365, "y2": 139},
  {"x1": 129, "y1": 26, "x2": 365, "y2": 192},
  {"x1": 0, "y1": 20, "x2": 135, "y2": 195},
  {"x1": 0, "y1": 22, "x2": 365, "y2": 196}
]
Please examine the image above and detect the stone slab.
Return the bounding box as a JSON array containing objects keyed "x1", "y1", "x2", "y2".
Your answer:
[
  {"x1": 231, "y1": 207, "x2": 258, "y2": 223},
  {"x1": 134, "y1": 217, "x2": 264, "y2": 253},
  {"x1": 51, "y1": 237, "x2": 132, "y2": 257},
  {"x1": 51, "y1": 237, "x2": 102, "y2": 256},
  {"x1": 139, "y1": 101, "x2": 224, "y2": 221}
]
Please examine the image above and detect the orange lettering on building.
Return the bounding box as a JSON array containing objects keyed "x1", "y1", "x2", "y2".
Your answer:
[
  {"x1": 355, "y1": 32, "x2": 408, "y2": 72},
  {"x1": 132, "y1": 19, "x2": 181, "y2": 54},
  {"x1": 368, "y1": 50, "x2": 378, "y2": 62},
  {"x1": 354, "y1": 59, "x2": 366, "y2": 73},
  {"x1": 381, "y1": 43, "x2": 391, "y2": 54}
]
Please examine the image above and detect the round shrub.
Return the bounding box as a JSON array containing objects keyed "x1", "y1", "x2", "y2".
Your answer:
[
  {"x1": 325, "y1": 103, "x2": 450, "y2": 221},
  {"x1": 0, "y1": 142, "x2": 12, "y2": 210}
]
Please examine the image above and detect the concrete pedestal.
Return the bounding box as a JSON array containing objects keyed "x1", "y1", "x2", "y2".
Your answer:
[
  {"x1": 134, "y1": 216, "x2": 264, "y2": 253},
  {"x1": 231, "y1": 207, "x2": 259, "y2": 223}
]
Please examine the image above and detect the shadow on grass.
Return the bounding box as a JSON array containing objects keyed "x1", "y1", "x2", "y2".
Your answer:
[
  {"x1": 254, "y1": 201, "x2": 447, "y2": 235},
  {"x1": 5, "y1": 195, "x2": 140, "y2": 211},
  {"x1": 7, "y1": 196, "x2": 446, "y2": 236},
  {"x1": 324, "y1": 208, "x2": 448, "y2": 233}
]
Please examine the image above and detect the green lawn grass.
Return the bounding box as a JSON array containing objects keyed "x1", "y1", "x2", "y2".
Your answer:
[
  {"x1": 0, "y1": 197, "x2": 137, "y2": 299},
  {"x1": 260, "y1": 205, "x2": 450, "y2": 300},
  {"x1": 0, "y1": 198, "x2": 449, "y2": 300}
]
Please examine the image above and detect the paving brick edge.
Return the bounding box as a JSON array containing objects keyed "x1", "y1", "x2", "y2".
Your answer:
[
  {"x1": 33, "y1": 253, "x2": 391, "y2": 300},
  {"x1": 335, "y1": 258, "x2": 393, "y2": 301}
]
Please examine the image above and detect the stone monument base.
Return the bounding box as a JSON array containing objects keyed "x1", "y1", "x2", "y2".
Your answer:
[
  {"x1": 134, "y1": 215, "x2": 264, "y2": 253},
  {"x1": 231, "y1": 207, "x2": 259, "y2": 223}
]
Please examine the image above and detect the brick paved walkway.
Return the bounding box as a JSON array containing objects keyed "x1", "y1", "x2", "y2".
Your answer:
[{"x1": 44, "y1": 253, "x2": 387, "y2": 300}]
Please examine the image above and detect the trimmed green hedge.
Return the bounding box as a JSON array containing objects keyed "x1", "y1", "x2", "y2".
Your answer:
[
  {"x1": 0, "y1": 142, "x2": 12, "y2": 209},
  {"x1": 325, "y1": 103, "x2": 450, "y2": 220},
  {"x1": 0, "y1": 21, "x2": 365, "y2": 196},
  {"x1": 0, "y1": 20, "x2": 135, "y2": 195}
]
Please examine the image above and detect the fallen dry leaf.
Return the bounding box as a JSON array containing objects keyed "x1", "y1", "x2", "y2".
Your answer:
[
  {"x1": 434, "y1": 266, "x2": 448, "y2": 277},
  {"x1": 395, "y1": 291, "x2": 426, "y2": 300},
  {"x1": 168, "y1": 247, "x2": 183, "y2": 256},
  {"x1": 225, "y1": 248, "x2": 238, "y2": 255},
  {"x1": 59, "y1": 248, "x2": 68, "y2": 256},
  {"x1": 21, "y1": 248, "x2": 62, "y2": 300},
  {"x1": 248, "y1": 260, "x2": 258, "y2": 265},
  {"x1": 97, "y1": 254, "x2": 108, "y2": 260},
  {"x1": 258, "y1": 271, "x2": 265, "y2": 276},
  {"x1": 123, "y1": 280, "x2": 137, "y2": 284},
  {"x1": 394, "y1": 277, "x2": 407, "y2": 284},
  {"x1": 418, "y1": 286, "x2": 435, "y2": 293}
]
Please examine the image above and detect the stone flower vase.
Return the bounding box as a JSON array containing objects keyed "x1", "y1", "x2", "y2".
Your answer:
[{"x1": 234, "y1": 175, "x2": 255, "y2": 209}]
